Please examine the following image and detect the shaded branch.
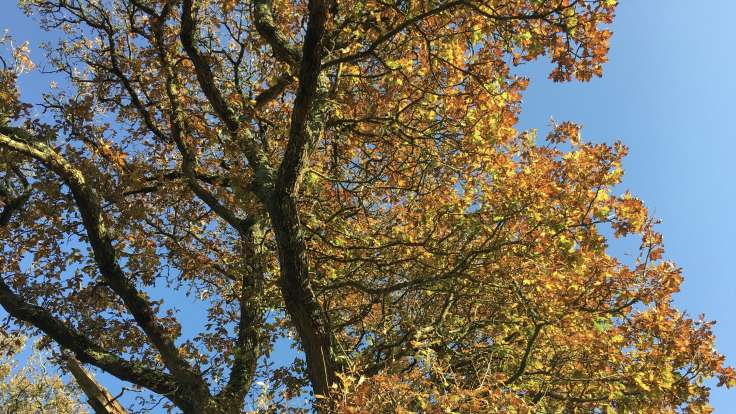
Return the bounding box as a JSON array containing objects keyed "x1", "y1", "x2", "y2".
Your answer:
[
  {"x1": 218, "y1": 228, "x2": 265, "y2": 405},
  {"x1": 0, "y1": 163, "x2": 31, "y2": 226},
  {"x1": 0, "y1": 130, "x2": 208, "y2": 402},
  {"x1": 504, "y1": 323, "x2": 546, "y2": 385},
  {"x1": 0, "y1": 277, "x2": 178, "y2": 400}
]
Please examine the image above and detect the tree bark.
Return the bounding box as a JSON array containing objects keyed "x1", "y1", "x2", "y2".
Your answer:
[{"x1": 63, "y1": 357, "x2": 129, "y2": 414}]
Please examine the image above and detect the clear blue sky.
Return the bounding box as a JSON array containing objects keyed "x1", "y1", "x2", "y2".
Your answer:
[{"x1": 2, "y1": 0, "x2": 735, "y2": 411}]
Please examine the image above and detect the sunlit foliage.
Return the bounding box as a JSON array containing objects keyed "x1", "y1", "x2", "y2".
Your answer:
[{"x1": 0, "y1": 1, "x2": 732, "y2": 412}]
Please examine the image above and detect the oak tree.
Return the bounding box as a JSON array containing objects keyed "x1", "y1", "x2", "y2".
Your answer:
[{"x1": 0, "y1": 0, "x2": 733, "y2": 412}]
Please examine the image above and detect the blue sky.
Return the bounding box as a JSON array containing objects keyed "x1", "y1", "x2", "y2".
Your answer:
[
  {"x1": 516, "y1": 0, "x2": 736, "y2": 409},
  {"x1": 2, "y1": 0, "x2": 735, "y2": 411}
]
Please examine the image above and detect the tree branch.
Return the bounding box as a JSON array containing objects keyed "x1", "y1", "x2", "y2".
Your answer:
[
  {"x1": 0, "y1": 277, "x2": 178, "y2": 401},
  {"x1": 253, "y1": 0, "x2": 301, "y2": 68},
  {"x1": 62, "y1": 356, "x2": 129, "y2": 414},
  {"x1": 180, "y1": 0, "x2": 275, "y2": 193},
  {"x1": 218, "y1": 228, "x2": 265, "y2": 405},
  {"x1": 323, "y1": 0, "x2": 465, "y2": 67},
  {"x1": 504, "y1": 323, "x2": 546, "y2": 385},
  {"x1": 0, "y1": 131, "x2": 209, "y2": 402}
]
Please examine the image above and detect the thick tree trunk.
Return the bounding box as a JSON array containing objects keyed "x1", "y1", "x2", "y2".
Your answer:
[
  {"x1": 267, "y1": 0, "x2": 337, "y2": 402},
  {"x1": 268, "y1": 193, "x2": 336, "y2": 398}
]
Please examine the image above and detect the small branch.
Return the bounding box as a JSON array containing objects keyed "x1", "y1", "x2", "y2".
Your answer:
[{"x1": 504, "y1": 323, "x2": 546, "y2": 385}]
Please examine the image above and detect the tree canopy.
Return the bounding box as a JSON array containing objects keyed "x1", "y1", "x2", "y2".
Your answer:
[
  {"x1": 0, "y1": 333, "x2": 88, "y2": 414},
  {"x1": 0, "y1": 0, "x2": 733, "y2": 413}
]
